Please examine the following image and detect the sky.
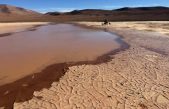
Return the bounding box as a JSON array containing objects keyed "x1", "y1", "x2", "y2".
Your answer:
[{"x1": 0, "y1": 0, "x2": 169, "y2": 13}]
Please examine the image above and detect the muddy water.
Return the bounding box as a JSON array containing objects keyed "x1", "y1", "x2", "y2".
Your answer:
[{"x1": 0, "y1": 24, "x2": 122, "y2": 85}]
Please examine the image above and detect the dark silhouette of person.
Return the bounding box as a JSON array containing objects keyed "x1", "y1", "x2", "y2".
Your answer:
[
  {"x1": 102, "y1": 19, "x2": 111, "y2": 25},
  {"x1": 104, "y1": 19, "x2": 108, "y2": 25}
]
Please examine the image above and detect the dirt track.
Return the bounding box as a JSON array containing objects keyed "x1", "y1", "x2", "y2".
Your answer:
[{"x1": 14, "y1": 22, "x2": 169, "y2": 109}]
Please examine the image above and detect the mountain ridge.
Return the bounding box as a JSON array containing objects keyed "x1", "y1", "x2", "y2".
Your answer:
[
  {"x1": 0, "y1": 4, "x2": 169, "y2": 22},
  {"x1": 46, "y1": 6, "x2": 169, "y2": 15}
]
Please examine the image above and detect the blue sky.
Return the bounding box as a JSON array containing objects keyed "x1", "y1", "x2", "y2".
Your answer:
[{"x1": 0, "y1": 0, "x2": 169, "y2": 13}]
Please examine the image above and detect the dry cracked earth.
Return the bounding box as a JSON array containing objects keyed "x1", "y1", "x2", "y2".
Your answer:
[{"x1": 13, "y1": 22, "x2": 169, "y2": 109}]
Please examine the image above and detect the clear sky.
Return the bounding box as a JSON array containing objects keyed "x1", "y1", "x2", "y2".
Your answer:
[{"x1": 0, "y1": 0, "x2": 169, "y2": 13}]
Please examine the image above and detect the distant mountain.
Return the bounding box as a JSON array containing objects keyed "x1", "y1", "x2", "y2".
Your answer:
[
  {"x1": 46, "y1": 6, "x2": 169, "y2": 16},
  {"x1": 45, "y1": 12, "x2": 61, "y2": 16},
  {"x1": 45, "y1": 6, "x2": 169, "y2": 21},
  {"x1": 47, "y1": 9, "x2": 112, "y2": 16},
  {"x1": 0, "y1": 4, "x2": 43, "y2": 22},
  {"x1": 114, "y1": 6, "x2": 169, "y2": 11},
  {"x1": 65, "y1": 9, "x2": 112, "y2": 15},
  {"x1": 0, "y1": 4, "x2": 41, "y2": 15}
]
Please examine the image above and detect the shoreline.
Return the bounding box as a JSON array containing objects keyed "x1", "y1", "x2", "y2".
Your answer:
[
  {"x1": 0, "y1": 23, "x2": 129, "y2": 108},
  {"x1": 0, "y1": 22, "x2": 50, "y2": 37}
]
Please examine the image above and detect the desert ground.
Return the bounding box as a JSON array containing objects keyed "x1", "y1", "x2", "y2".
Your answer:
[
  {"x1": 9, "y1": 21, "x2": 169, "y2": 109},
  {"x1": 78, "y1": 21, "x2": 169, "y2": 35}
]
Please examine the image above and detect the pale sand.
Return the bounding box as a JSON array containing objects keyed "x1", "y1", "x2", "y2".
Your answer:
[
  {"x1": 14, "y1": 22, "x2": 169, "y2": 109},
  {"x1": 0, "y1": 22, "x2": 49, "y2": 34},
  {"x1": 78, "y1": 21, "x2": 169, "y2": 36}
]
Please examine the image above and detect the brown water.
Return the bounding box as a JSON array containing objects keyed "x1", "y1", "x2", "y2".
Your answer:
[{"x1": 0, "y1": 24, "x2": 122, "y2": 85}]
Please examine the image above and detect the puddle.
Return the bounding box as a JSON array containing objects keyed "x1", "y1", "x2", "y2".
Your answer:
[{"x1": 0, "y1": 24, "x2": 125, "y2": 85}]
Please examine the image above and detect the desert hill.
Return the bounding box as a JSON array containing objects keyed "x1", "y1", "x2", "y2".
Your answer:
[
  {"x1": 0, "y1": 4, "x2": 43, "y2": 22},
  {"x1": 0, "y1": 4, "x2": 40, "y2": 15}
]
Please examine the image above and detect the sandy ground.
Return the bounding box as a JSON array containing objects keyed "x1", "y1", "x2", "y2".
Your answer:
[
  {"x1": 0, "y1": 22, "x2": 49, "y2": 34},
  {"x1": 78, "y1": 21, "x2": 169, "y2": 36},
  {"x1": 11, "y1": 22, "x2": 169, "y2": 109}
]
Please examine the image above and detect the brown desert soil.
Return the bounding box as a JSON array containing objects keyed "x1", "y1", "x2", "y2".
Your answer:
[{"x1": 13, "y1": 22, "x2": 169, "y2": 109}]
